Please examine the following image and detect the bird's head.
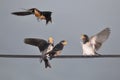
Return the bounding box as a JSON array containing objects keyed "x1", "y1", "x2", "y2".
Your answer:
[
  {"x1": 48, "y1": 37, "x2": 54, "y2": 44},
  {"x1": 60, "y1": 40, "x2": 67, "y2": 46},
  {"x1": 28, "y1": 8, "x2": 37, "y2": 13},
  {"x1": 81, "y1": 34, "x2": 89, "y2": 43}
]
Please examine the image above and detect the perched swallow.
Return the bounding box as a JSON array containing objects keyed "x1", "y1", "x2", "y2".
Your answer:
[
  {"x1": 11, "y1": 8, "x2": 52, "y2": 24},
  {"x1": 46, "y1": 40, "x2": 67, "y2": 60},
  {"x1": 24, "y1": 37, "x2": 54, "y2": 68},
  {"x1": 80, "y1": 28, "x2": 111, "y2": 55}
]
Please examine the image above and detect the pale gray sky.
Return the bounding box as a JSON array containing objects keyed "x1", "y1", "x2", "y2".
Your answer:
[{"x1": 0, "y1": 0, "x2": 120, "y2": 80}]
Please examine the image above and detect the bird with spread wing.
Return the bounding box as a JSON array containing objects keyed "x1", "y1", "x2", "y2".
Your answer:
[
  {"x1": 80, "y1": 28, "x2": 111, "y2": 55},
  {"x1": 24, "y1": 37, "x2": 54, "y2": 68},
  {"x1": 11, "y1": 8, "x2": 52, "y2": 24}
]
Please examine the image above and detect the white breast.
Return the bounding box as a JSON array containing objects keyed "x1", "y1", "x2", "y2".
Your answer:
[
  {"x1": 42, "y1": 44, "x2": 54, "y2": 55},
  {"x1": 82, "y1": 42, "x2": 95, "y2": 55},
  {"x1": 46, "y1": 44, "x2": 54, "y2": 53}
]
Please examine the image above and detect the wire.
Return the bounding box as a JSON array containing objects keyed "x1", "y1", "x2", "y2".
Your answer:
[{"x1": 0, "y1": 54, "x2": 120, "y2": 59}]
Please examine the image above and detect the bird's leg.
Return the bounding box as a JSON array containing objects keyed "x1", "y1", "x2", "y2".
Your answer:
[
  {"x1": 95, "y1": 52, "x2": 101, "y2": 56},
  {"x1": 49, "y1": 54, "x2": 54, "y2": 60}
]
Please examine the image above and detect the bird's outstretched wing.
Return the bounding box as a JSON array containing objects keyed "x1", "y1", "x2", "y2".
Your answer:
[
  {"x1": 90, "y1": 28, "x2": 111, "y2": 50},
  {"x1": 46, "y1": 17, "x2": 52, "y2": 24},
  {"x1": 24, "y1": 38, "x2": 48, "y2": 51},
  {"x1": 11, "y1": 11, "x2": 33, "y2": 16}
]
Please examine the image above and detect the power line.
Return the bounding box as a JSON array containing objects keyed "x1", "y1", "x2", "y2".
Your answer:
[{"x1": 0, "y1": 54, "x2": 120, "y2": 59}]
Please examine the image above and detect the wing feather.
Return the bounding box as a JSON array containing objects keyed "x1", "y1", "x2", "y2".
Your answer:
[
  {"x1": 90, "y1": 28, "x2": 111, "y2": 50},
  {"x1": 24, "y1": 38, "x2": 48, "y2": 51},
  {"x1": 11, "y1": 11, "x2": 33, "y2": 16}
]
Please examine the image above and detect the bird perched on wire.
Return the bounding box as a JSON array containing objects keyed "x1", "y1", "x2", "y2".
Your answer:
[
  {"x1": 24, "y1": 37, "x2": 54, "y2": 68},
  {"x1": 80, "y1": 27, "x2": 111, "y2": 56},
  {"x1": 46, "y1": 40, "x2": 67, "y2": 60},
  {"x1": 11, "y1": 8, "x2": 52, "y2": 24}
]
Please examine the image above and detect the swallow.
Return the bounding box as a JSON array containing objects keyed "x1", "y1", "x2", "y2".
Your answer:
[
  {"x1": 24, "y1": 37, "x2": 54, "y2": 68},
  {"x1": 11, "y1": 8, "x2": 52, "y2": 24},
  {"x1": 46, "y1": 40, "x2": 67, "y2": 60},
  {"x1": 80, "y1": 28, "x2": 111, "y2": 55}
]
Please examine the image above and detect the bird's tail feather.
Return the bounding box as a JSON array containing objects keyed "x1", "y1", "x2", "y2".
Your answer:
[
  {"x1": 46, "y1": 17, "x2": 52, "y2": 24},
  {"x1": 44, "y1": 59, "x2": 51, "y2": 68}
]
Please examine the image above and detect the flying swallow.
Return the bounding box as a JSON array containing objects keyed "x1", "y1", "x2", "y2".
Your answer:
[
  {"x1": 46, "y1": 40, "x2": 67, "y2": 60},
  {"x1": 11, "y1": 8, "x2": 52, "y2": 24},
  {"x1": 80, "y1": 28, "x2": 111, "y2": 55},
  {"x1": 24, "y1": 37, "x2": 54, "y2": 68}
]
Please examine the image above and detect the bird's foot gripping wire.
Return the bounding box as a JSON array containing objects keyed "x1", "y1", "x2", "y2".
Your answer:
[
  {"x1": 49, "y1": 56, "x2": 52, "y2": 60},
  {"x1": 95, "y1": 52, "x2": 101, "y2": 56},
  {"x1": 49, "y1": 54, "x2": 54, "y2": 60}
]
